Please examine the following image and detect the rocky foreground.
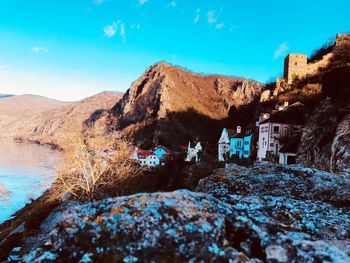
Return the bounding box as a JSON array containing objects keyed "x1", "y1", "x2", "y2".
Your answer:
[{"x1": 25, "y1": 163, "x2": 350, "y2": 262}]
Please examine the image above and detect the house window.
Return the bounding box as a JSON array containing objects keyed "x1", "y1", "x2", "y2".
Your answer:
[
  {"x1": 293, "y1": 126, "x2": 300, "y2": 132},
  {"x1": 244, "y1": 141, "x2": 249, "y2": 145},
  {"x1": 273, "y1": 126, "x2": 280, "y2": 134},
  {"x1": 270, "y1": 143, "x2": 274, "y2": 147}
]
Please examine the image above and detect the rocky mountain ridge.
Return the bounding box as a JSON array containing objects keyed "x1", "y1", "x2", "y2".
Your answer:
[{"x1": 110, "y1": 62, "x2": 264, "y2": 148}]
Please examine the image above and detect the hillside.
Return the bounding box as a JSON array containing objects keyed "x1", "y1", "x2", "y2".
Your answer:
[
  {"x1": 0, "y1": 92, "x2": 123, "y2": 148},
  {"x1": 0, "y1": 95, "x2": 69, "y2": 140},
  {"x1": 257, "y1": 34, "x2": 350, "y2": 172},
  {"x1": 110, "y1": 62, "x2": 264, "y2": 148}
]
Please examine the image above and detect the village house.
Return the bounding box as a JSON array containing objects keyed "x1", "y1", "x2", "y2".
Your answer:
[
  {"x1": 279, "y1": 137, "x2": 299, "y2": 165},
  {"x1": 131, "y1": 149, "x2": 160, "y2": 168},
  {"x1": 131, "y1": 146, "x2": 173, "y2": 168},
  {"x1": 218, "y1": 126, "x2": 254, "y2": 162},
  {"x1": 185, "y1": 140, "x2": 202, "y2": 163},
  {"x1": 153, "y1": 146, "x2": 172, "y2": 159},
  {"x1": 218, "y1": 128, "x2": 235, "y2": 162},
  {"x1": 257, "y1": 102, "x2": 305, "y2": 161}
]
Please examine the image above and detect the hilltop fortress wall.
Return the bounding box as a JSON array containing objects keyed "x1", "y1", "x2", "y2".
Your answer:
[{"x1": 283, "y1": 33, "x2": 350, "y2": 84}]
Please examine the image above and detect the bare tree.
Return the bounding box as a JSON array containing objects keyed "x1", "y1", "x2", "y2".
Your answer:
[{"x1": 54, "y1": 129, "x2": 146, "y2": 201}]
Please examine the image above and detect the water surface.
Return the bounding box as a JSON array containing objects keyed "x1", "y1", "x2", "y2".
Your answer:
[{"x1": 0, "y1": 140, "x2": 61, "y2": 224}]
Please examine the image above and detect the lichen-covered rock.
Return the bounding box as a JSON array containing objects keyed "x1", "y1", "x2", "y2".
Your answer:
[
  {"x1": 25, "y1": 191, "x2": 257, "y2": 263},
  {"x1": 26, "y1": 183, "x2": 350, "y2": 262},
  {"x1": 197, "y1": 162, "x2": 350, "y2": 207}
]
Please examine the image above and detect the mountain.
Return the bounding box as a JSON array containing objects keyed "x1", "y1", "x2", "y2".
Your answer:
[
  {"x1": 0, "y1": 95, "x2": 69, "y2": 140},
  {"x1": 0, "y1": 92, "x2": 123, "y2": 148},
  {"x1": 110, "y1": 62, "x2": 264, "y2": 148}
]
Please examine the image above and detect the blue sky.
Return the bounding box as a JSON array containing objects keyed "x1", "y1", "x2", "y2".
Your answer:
[{"x1": 0, "y1": 0, "x2": 349, "y2": 101}]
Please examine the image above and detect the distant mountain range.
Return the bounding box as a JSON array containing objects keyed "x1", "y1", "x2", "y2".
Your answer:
[{"x1": 0, "y1": 92, "x2": 123, "y2": 148}]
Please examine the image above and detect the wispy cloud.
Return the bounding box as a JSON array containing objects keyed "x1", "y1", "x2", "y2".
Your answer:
[
  {"x1": 31, "y1": 46, "x2": 48, "y2": 53},
  {"x1": 207, "y1": 10, "x2": 217, "y2": 24},
  {"x1": 130, "y1": 24, "x2": 141, "y2": 30},
  {"x1": 103, "y1": 21, "x2": 118, "y2": 37},
  {"x1": 216, "y1": 23, "x2": 224, "y2": 30},
  {"x1": 139, "y1": 0, "x2": 148, "y2": 5},
  {"x1": 167, "y1": 1, "x2": 176, "y2": 8},
  {"x1": 194, "y1": 8, "x2": 200, "y2": 24},
  {"x1": 0, "y1": 65, "x2": 8, "y2": 70},
  {"x1": 273, "y1": 42, "x2": 289, "y2": 59},
  {"x1": 120, "y1": 23, "x2": 126, "y2": 43},
  {"x1": 93, "y1": 0, "x2": 109, "y2": 5},
  {"x1": 103, "y1": 20, "x2": 127, "y2": 43}
]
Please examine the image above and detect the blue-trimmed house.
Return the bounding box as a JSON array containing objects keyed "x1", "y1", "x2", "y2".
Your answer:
[{"x1": 218, "y1": 126, "x2": 254, "y2": 161}]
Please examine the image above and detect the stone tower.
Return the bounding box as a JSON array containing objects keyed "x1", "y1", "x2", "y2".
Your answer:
[
  {"x1": 284, "y1": 53, "x2": 308, "y2": 84},
  {"x1": 335, "y1": 33, "x2": 350, "y2": 48},
  {"x1": 333, "y1": 33, "x2": 350, "y2": 57}
]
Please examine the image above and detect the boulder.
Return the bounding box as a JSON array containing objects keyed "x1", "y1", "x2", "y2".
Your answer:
[
  {"x1": 260, "y1": 90, "x2": 272, "y2": 103},
  {"x1": 26, "y1": 168, "x2": 350, "y2": 262},
  {"x1": 197, "y1": 162, "x2": 350, "y2": 207}
]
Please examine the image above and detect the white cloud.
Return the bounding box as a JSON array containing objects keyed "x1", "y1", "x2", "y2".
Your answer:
[
  {"x1": 93, "y1": 0, "x2": 109, "y2": 5},
  {"x1": 31, "y1": 46, "x2": 48, "y2": 53},
  {"x1": 194, "y1": 8, "x2": 200, "y2": 24},
  {"x1": 207, "y1": 10, "x2": 217, "y2": 24},
  {"x1": 168, "y1": 1, "x2": 176, "y2": 7},
  {"x1": 103, "y1": 21, "x2": 119, "y2": 38},
  {"x1": 130, "y1": 24, "x2": 141, "y2": 30},
  {"x1": 120, "y1": 23, "x2": 126, "y2": 43},
  {"x1": 273, "y1": 42, "x2": 289, "y2": 59},
  {"x1": 215, "y1": 23, "x2": 224, "y2": 30},
  {"x1": 139, "y1": 0, "x2": 148, "y2": 5},
  {"x1": 0, "y1": 65, "x2": 8, "y2": 70},
  {"x1": 103, "y1": 20, "x2": 127, "y2": 43}
]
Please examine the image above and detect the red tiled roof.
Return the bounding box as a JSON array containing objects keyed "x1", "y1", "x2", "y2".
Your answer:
[{"x1": 137, "y1": 150, "x2": 154, "y2": 158}]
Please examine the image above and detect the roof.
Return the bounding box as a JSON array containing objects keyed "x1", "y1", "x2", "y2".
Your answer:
[
  {"x1": 279, "y1": 137, "x2": 300, "y2": 153},
  {"x1": 260, "y1": 102, "x2": 306, "y2": 125},
  {"x1": 227, "y1": 129, "x2": 236, "y2": 137},
  {"x1": 232, "y1": 133, "x2": 245, "y2": 139},
  {"x1": 137, "y1": 150, "x2": 154, "y2": 158},
  {"x1": 154, "y1": 146, "x2": 172, "y2": 153}
]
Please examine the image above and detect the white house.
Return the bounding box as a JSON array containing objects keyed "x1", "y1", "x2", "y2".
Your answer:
[
  {"x1": 218, "y1": 128, "x2": 235, "y2": 162},
  {"x1": 131, "y1": 149, "x2": 161, "y2": 168},
  {"x1": 257, "y1": 102, "x2": 304, "y2": 161},
  {"x1": 185, "y1": 141, "x2": 202, "y2": 163}
]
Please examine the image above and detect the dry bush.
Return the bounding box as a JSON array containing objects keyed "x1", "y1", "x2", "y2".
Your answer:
[{"x1": 53, "y1": 128, "x2": 146, "y2": 201}]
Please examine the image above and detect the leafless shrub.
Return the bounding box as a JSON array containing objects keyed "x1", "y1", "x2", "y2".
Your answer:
[{"x1": 53, "y1": 128, "x2": 146, "y2": 201}]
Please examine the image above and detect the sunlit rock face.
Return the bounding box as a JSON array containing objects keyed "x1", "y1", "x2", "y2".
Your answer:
[{"x1": 26, "y1": 163, "x2": 350, "y2": 262}]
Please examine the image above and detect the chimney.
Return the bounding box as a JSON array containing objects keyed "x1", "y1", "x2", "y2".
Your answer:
[{"x1": 237, "y1": 126, "x2": 241, "y2": 134}]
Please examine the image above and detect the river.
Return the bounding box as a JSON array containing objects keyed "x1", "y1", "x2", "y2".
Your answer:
[{"x1": 0, "y1": 140, "x2": 61, "y2": 224}]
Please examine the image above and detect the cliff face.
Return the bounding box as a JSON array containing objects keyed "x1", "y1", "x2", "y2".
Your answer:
[{"x1": 111, "y1": 62, "x2": 264, "y2": 147}]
